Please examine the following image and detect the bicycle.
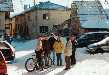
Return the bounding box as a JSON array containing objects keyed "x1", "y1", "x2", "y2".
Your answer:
[
  {"x1": 25, "y1": 54, "x2": 39, "y2": 72},
  {"x1": 25, "y1": 53, "x2": 53, "y2": 72}
]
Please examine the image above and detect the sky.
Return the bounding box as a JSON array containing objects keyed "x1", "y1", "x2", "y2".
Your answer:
[{"x1": 11, "y1": 0, "x2": 109, "y2": 16}]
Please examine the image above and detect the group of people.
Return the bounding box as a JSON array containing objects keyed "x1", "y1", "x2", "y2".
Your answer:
[{"x1": 35, "y1": 33, "x2": 77, "y2": 70}]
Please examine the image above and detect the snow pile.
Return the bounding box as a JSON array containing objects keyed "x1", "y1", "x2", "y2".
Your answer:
[
  {"x1": 7, "y1": 39, "x2": 109, "y2": 75},
  {"x1": 93, "y1": 37, "x2": 109, "y2": 46},
  {"x1": 65, "y1": 59, "x2": 109, "y2": 75},
  {"x1": 15, "y1": 50, "x2": 34, "y2": 59},
  {"x1": 88, "y1": 37, "x2": 109, "y2": 48}
]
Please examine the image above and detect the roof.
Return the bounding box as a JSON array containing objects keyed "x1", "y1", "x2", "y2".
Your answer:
[
  {"x1": 104, "y1": 9, "x2": 109, "y2": 16},
  {"x1": 73, "y1": 1, "x2": 109, "y2": 29},
  {"x1": 11, "y1": 1, "x2": 68, "y2": 18},
  {"x1": 0, "y1": 1, "x2": 13, "y2": 12},
  {"x1": 36, "y1": 1, "x2": 66, "y2": 10},
  {"x1": 81, "y1": 16, "x2": 109, "y2": 29}
]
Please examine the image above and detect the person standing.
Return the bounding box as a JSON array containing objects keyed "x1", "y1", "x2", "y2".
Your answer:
[
  {"x1": 35, "y1": 37, "x2": 44, "y2": 70},
  {"x1": 48, "y1": 33, "x2": 56, "y2": 65},
  {"x1": 70, "y1": 35, "x2": 77, "y2": 65},
  {"x1": 42, "y1": 37, "x2": 50, "y2": 67},
  {"x1": 64, "y1": 37, "x2": 72, "y2": 70},
  {"x1": 53, "y1": 37, "x2": 64, "y2": 66}
]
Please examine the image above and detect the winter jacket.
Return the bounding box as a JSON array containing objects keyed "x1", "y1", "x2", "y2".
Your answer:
[
  {"x1": 36, "y1": 40, "x2": 43, "y2": 51},
  {"x1": 53, "y1": 41, "x2": 64, "y2": 53},
  {"x1": 48, "y1": 37, "x2": 56, "y2": 50},
  {"x1": 70, "y1": 36, "x2": 76, "y2": 45},
  {"x1": 64, "y1": 40, "x2": 72, "y2": 56}
]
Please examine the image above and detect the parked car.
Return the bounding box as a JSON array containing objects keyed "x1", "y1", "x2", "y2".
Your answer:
[
  {"x1": 0, "y1": 41, "x2": 15, "y2": 61},
  {"x1": 76, "y1": 32, "x2": 109, "y2": 47},
  {"x1": 87, "y1": 37, "x2": 109, "y2": 54},
  {"x1": 0, "y1": 51, "x2": 7, "y2": 75}
]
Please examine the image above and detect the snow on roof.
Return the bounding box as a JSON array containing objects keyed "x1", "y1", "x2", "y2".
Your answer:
[
  {"x1": 74, "y1": 1, "x2": 109, "y2": 29},
  {"x1": 104, "y1": 9, "x2": 109, "y2": 16},
  {"x1": 11, "y1": 1, "x2": 67, "y2": 18},
  {"x1": 0, "y1": 1, "x2": 13, "y2": 12},
  {"x1": 37, "y1": 1, "x2": 66, "y2": 10}
]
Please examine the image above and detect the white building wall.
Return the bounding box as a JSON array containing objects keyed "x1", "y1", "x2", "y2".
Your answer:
[{"x1": 36, "y1": 10, "x2": 71, "y2": 33}]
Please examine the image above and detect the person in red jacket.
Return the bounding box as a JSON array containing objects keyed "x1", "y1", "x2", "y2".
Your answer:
[{"x1": 70, "y1": 34, "x2": 77, "y2": 65}]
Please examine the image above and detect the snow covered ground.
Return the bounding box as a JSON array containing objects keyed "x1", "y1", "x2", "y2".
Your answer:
[{"x1": 7, "y1": 39, "x2": 109, "y2": 75}]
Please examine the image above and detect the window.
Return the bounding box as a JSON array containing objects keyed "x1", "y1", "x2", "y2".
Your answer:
[
  {"x1": 5, "y1": 24, "x2": 10, "y2": 29},
  {"x1": 28, "y1": 15, "x2": 31, "y2": 21},
  {"x1": 40, "y1": 26, "x2": 48, "y2": 33},
  {"x1": 43, "y1": 14, "x2": 49, "y2": 20}
]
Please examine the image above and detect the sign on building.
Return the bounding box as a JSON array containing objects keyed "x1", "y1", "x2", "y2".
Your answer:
[{"x1": 0, "y1": 0, "x2": 13, "y2": 11}]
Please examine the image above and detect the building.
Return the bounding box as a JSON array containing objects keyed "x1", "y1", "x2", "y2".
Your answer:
[
  {"x1": 12, "y1": 1, "x2": 71, "y2": 38},
  {"x1": 11, "y1": 12, "x2": 29, "y2": 39},
  {"x1": 73, "y1": 0, "x2": 109, "y2": 33},
  {"x1": 0, "y1": 0, "x2": 13, "y2": 36}
]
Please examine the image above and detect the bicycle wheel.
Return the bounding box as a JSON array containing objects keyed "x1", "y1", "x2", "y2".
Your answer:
[{"x1": 25, "y1": 58, "x2": 35, "y2": 72}]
